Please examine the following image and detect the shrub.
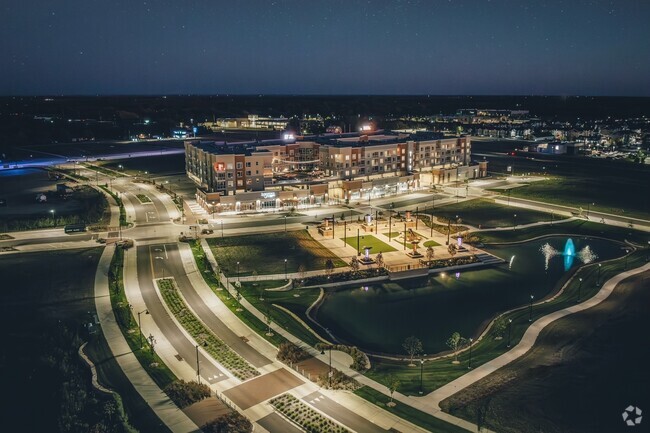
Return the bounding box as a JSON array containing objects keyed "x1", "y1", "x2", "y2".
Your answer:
[
  {"x1": 164, "y1": 380, "x2": 210, "y2": 408},
  {"x1": 277, "y1": 342, "x2": 309, "y2": 364},
  {"x1": 202, "y1": 412, "x2": 252, "y2": 433}
]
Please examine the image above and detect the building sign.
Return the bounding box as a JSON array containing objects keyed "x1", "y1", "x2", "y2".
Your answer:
[{"x1": 261, "y1": 192, "x2": 276, "y2": 199}]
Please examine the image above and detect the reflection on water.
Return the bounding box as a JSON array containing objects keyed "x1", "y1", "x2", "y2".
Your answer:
[
  {"x1": 315, "y1": 236, "x2": 622, "y2": 354},
  {"x1": 541, "y1": 238, "x2": 599, "y2": 271}
]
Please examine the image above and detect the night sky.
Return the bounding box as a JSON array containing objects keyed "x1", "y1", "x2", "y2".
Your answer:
[{"x1": 2, "y1": 0, "x2": 649, "y2": 96}]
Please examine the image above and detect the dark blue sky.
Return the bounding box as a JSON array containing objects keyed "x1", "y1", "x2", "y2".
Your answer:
[{"x1": 2, "y1": 0, "x2": 649, "y2": 96}]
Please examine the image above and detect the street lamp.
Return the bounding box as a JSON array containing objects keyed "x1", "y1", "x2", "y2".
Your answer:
[
  {"x1": 597, "y1": 263, "x2": 602, "y2": 286},
  {"x1": 513, "y1": 214, "x2": 517, "y2": 231},
  {"x1": 284, "y1": 259, "x2": 288, "y2": 280},
  {"x1": 320, "y1": 345, "x2": 333, "y2": 388},
  {"x1": 237, "y1": 261, "x2": 240, "y2": 281},
  {"x1": 137, "y1": 309, "x2": 149, "y2": 348},
  {"x1": 284, "y1": 215, "x2": 287, "y2": 233},
  {"x1": 577, "y1": 277, "x2": 583, "y2": 302},
  {"x1": 419, "y1": 358, "x2": 425, "y2": 394},
  {"x1": 467, "y1": 338, "x2": 473, "y2": 369},
  {"x1": 529, "y1": 295, "x2": 534, "y2": 322},
  {"x1": 507, "y1": 318, "x2": 513, "y2": 347},
  {"x1": 220, "y1": 220, "x2": 224, "y2": 238},
  {"x1": 50, "y1": 209, "x2": 56, "y2": 227}
]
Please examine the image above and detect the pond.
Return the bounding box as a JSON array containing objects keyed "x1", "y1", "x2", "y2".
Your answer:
[{"x1": 313, "y1": 236, "x2": 626, "y2": 355}]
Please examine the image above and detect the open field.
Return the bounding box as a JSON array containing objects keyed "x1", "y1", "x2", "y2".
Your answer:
[
  {"x1": 0, "y1": 168, "x2": 108, "y2": 230},
  {"x1": 482, "y1": 150, "x2": 650, "y2": 219},
  {"x1": 476, "y1": 218, "x2": 650, "y2": 245},
  {"x1": 431, "y1": 198, "x2": 562, "y2": 228},
  {"x1": 440, "y1": 269, "x2": 650, "y2": 433},
  {"x1": 207, "y1": 231, "x2": 346, "y2": 277},
  {"x1": 0, "y1": 248, "x2": 161, "y2": 433},
  {"x1": 98, "y1": 153, "x2": 186, "y2": 177}
]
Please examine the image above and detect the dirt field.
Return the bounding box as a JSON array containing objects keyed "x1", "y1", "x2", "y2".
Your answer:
[{"x1": 440, "y1": 270, "x2": 650, "y2": 433}]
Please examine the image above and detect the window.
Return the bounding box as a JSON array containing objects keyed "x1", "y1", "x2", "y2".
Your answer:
[
  {"x1": 237, "y1": 171, "x2": 242, "y2": 177},
  {"x1": 246, "y1": 170, "x2": 251, "y2": 175},
  {"x1": 227, "y1": 163, "x2": 233, "y2": 170},
  {"x1": 236, "y1": 162, "x2": 243, "y2": 169},
  {"x1": 227, "y1": 172, "x2": 233, "y2": 178},
  {"x1": 237, "y1": 180, "x2": 243, "y2": 186},
  {"x1": 246, "y1": 162, "x2": 251, "y2": 167}
]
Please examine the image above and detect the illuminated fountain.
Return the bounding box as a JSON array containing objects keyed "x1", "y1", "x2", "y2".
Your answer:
[
  {"x1": 540, "y1": 238, "x2": 598, "y2": 271},
  {"x1": 540, "y1": 243, "x2": 560, "y2": 270}
]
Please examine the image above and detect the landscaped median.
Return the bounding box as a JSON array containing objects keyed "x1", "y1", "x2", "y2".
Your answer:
[
  {"x1": 270, "y1": 394, "x2": 349, "y2": 433},
  {"x1": 108, "y1": 246, "x2": 176, "y2": 388},
  {"x1": 156, "y1": 278, "x2": 260, "y2": 381}
]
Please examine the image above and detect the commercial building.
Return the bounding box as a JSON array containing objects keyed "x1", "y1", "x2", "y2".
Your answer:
[{"x1": 185, "y1": 131, "x2": 487, "y2": 214}]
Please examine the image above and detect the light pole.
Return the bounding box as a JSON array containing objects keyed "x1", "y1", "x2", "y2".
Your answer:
[
  {"x1": 237, "y1": 261, "x2": 240, "y2": 281},
  {"x1": 513, "y1": 214, "x2": 517, "y2": 231},
  {"x1": 577, "y1": 277, "x2": 583, "y2": 302},
  {"x1": 195, "y1": 344, "x2": 201, "y2": 383},
  {"x1": 419, "y1": 358, "x2": 424, "y2": 394},
  {"x1": 467, "y1": 338, "x2": 473, "y2": 369},
  {"x1": 624, "y1": 248, "x2": 631, "y2": 270},
  {"x1": 320, "y1": 345, "x2": 333, "y2": 388},
  {"x1": 597, "y1": 263, "x2": 602, "y2": 285},
  {"x1": 220, "y1": 220, "x2": 224, "y2": 238},
  {"x1": 284, "y1": 215, "x2": 287, "y2": 233},
  {"x1": 137, "y1": 309, "x2": 149, "y2": 349},
  {"x1": 507, "y1": 318, "x2": 513, "y2": 348},
  {"x1": 50, "y1": 209, "x2": 56, "y2": 227},
  {"x1": 529, "y1": 294, "x2": 534, "y2": 322},
  {"x1": 357, "y1": 229, "x2": 360, "y2": 255},
  {"x1": 403, "y1": 223, "x2": 407, "y2": 250},
  {"x1": 284, "y1": 259, "x2": 288, "y2": 280},
  {"x1": 388, "y1": 212, "x2": 392, "y2": 241}
]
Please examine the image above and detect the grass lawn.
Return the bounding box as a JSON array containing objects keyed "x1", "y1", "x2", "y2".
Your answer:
[
  {"x1": 188, "y1": 241, "x2": 288, "y2": 347},
  {"x1": 383, "y1": 231, "x2": 400, "y2": 238},
  {"x1": 207, "y1": 231, "x2": 346, "y2": 277},
  {"x1": 496, "y1": 176, "x2": 650, "y2": 220},
  {"x1": 354, "y1": 387, "x2": 468, "y2": 433},
  {"x1": 341, "y1": 234, "x2": 397, "y2": 253},
  {"x1": 431, "y1": 198, "x2": 563, "y2": 229},
  {"x1": 423, "y1": 239, "x2": 441, "y2": 247},
  {"x1": 240, "y1": 281, "x2": 323, "y2": 346},
  {"x1": 477, "y1": 218, "x2": 650, "y2": 245},
  {"x1": 364, "y1": 245, "x2": 649, "y2": 396}
]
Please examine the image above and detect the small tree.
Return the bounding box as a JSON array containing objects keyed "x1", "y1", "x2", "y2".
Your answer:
[
  {"x1": 265, "y1": 313, "x2": 273, "y2": 336},
  {"x1": 426, "y1": 246, "x2": 434, "y2": 263},
  {"x1": 349, "y1": 257, "x2": 360, "y2": 273},
  {"x1": 446, "y1": 332, "x2": 467, "y2": 363},
  {"x1": 492, "y1": 317, "x2": 507, "y2": 339},
  {"x1": 325, "y1": 258, "x2": 334, "y2": 278},
  {"x1": 235, "y1": 291, "x2": 243, "y2": 312},
  {"x1": 448, "y1": 243, "x2": 458, "y2": 257},
  {"x1": 375, "y1": 252, "x2": 384, "y2": 269},
  {"x1": 402, "y1": 336, "x2": 423, "y2": 366},
  {"x1": 387, "y1": 374, "x2": 400, "y2": 406},
  {"x1": 297, "y1": 263, "x2": 306, "y2": 282}
]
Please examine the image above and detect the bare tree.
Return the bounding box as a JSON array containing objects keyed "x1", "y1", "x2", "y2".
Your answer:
[{"x1": 403, "y1": 336, "x2": 423, "y2": 366}]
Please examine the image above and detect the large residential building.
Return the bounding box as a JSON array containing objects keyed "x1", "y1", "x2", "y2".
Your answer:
[{"x1": 185, "y1": 131, "x2": 487, "y2": 214}]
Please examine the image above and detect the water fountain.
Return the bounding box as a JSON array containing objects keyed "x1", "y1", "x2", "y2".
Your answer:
[{"x1": 540, "y1": 238, "x2": 598, "y2": 271}]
